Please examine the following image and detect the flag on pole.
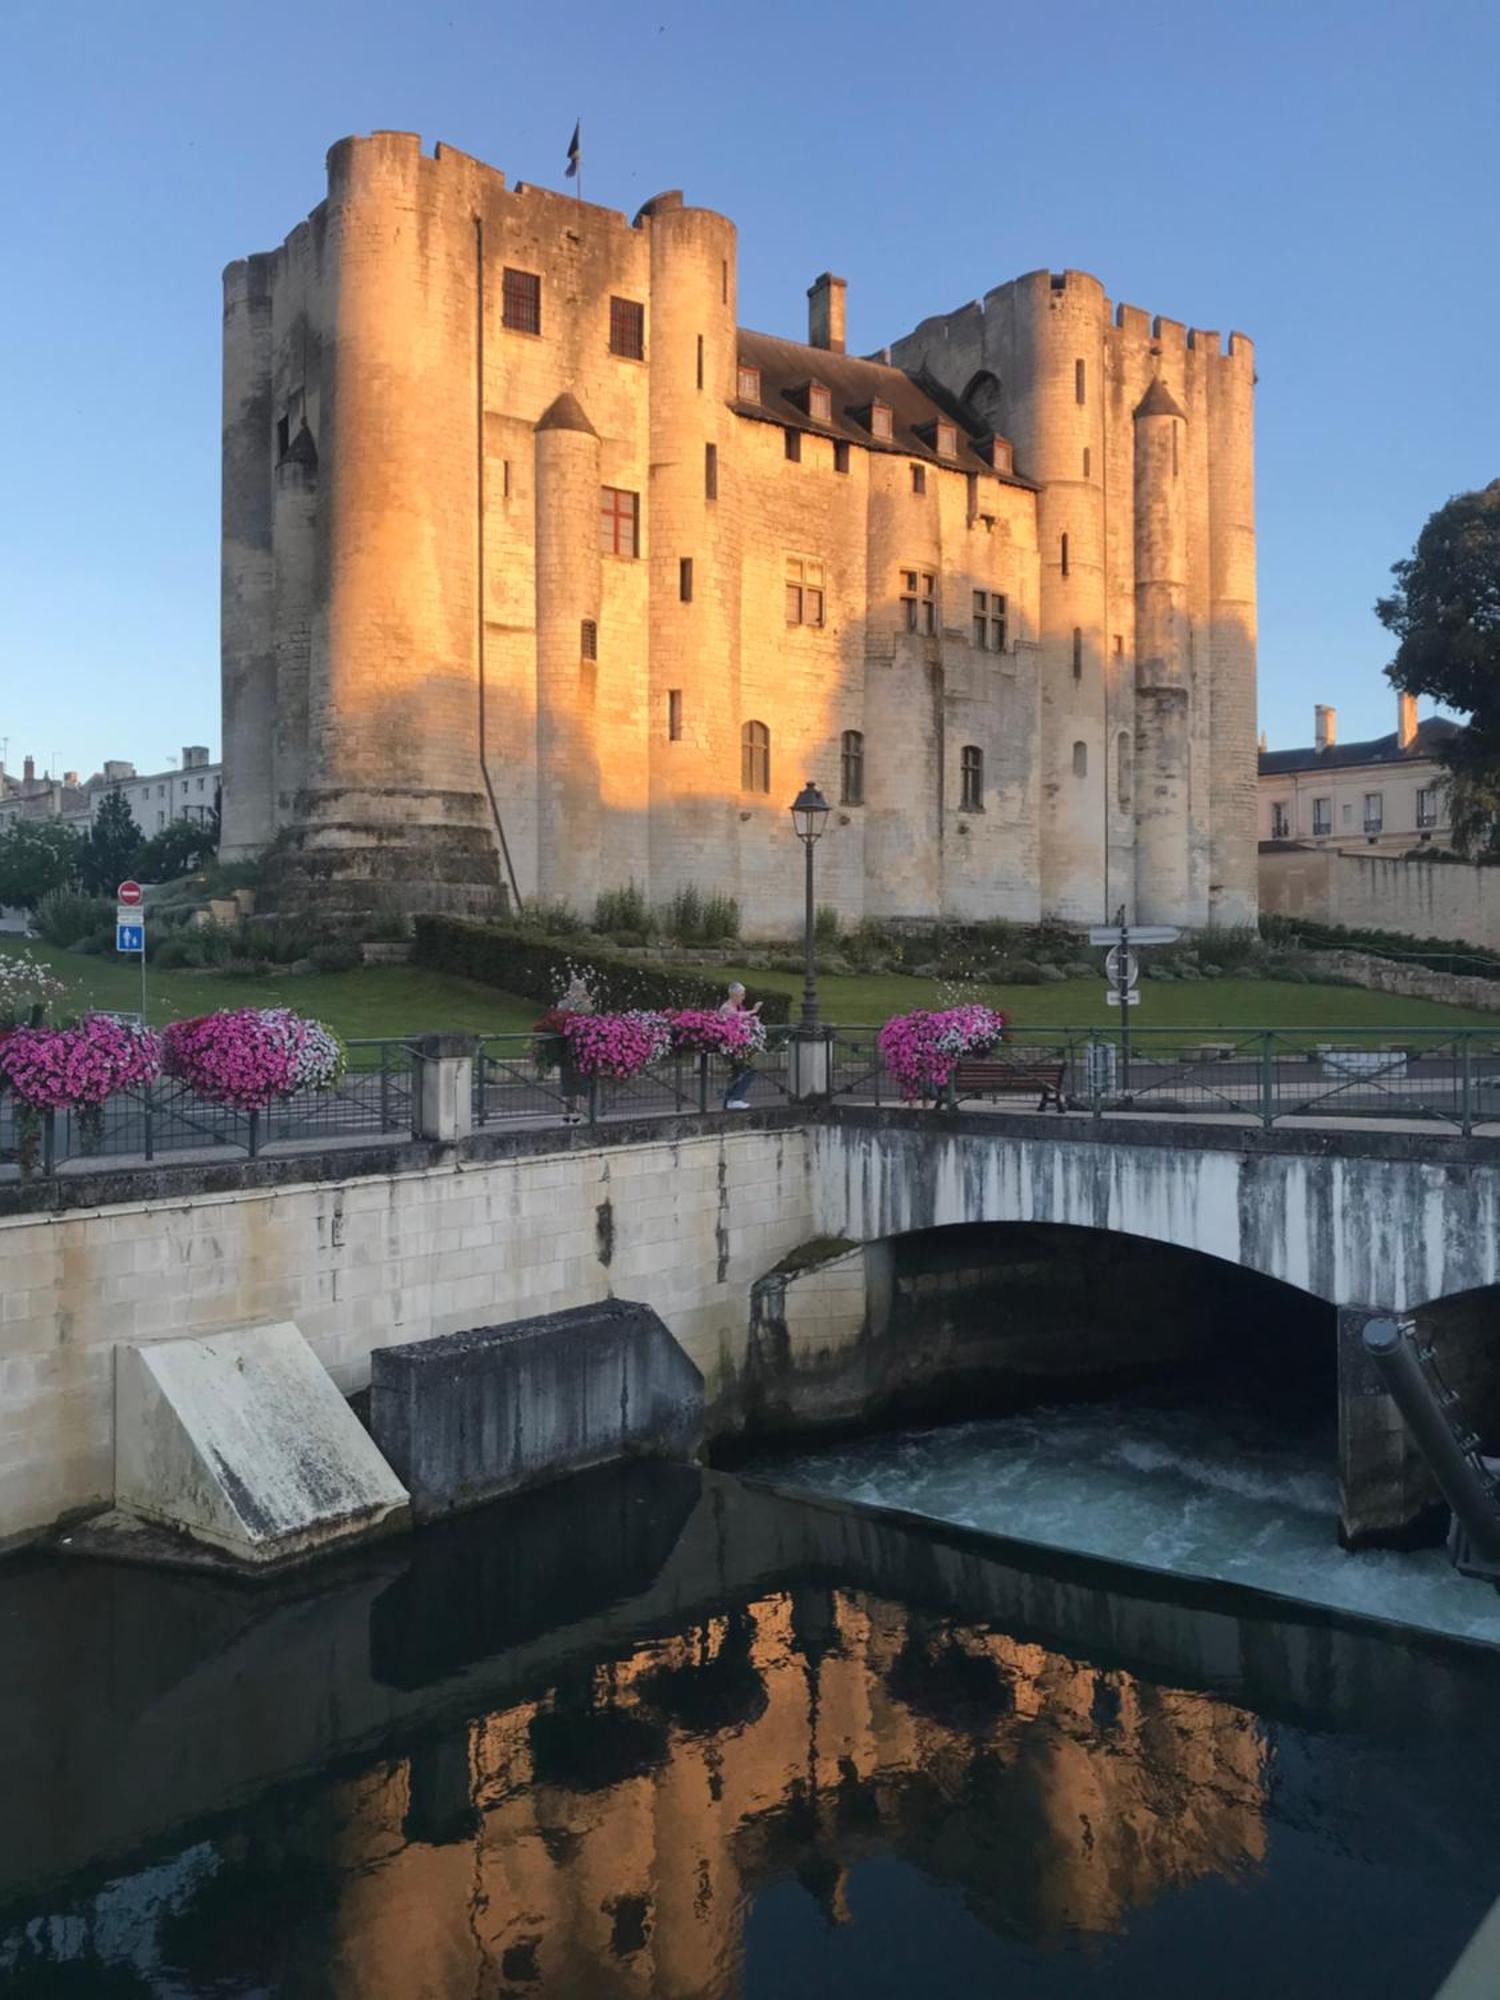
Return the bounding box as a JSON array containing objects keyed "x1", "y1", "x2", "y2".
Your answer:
[{"x1": 565, "y1": 121, "x2": 580, "y2": 179}]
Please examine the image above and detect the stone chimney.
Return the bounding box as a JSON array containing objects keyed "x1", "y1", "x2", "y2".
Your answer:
[
  {"x1": 1397, "y1": 691, "x2": 1418, "y2": 751},
  {"x1": 807, "y1": 273, "x2": 847, "y2": 355},
  {"x1": 1314, "y1": 705, "x2": 1336, "y2": 752},
  {"x1": 22, "y1": 755, "x2": 34, "y2": 786}
]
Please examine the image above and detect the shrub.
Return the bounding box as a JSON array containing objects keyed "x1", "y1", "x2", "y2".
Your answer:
[
  {"x1": 700, "y1": 892, "x2": 740, "y2": 943},
  {"x1": 1260, "y1": 914, "x2": 1500, "y2": 983},
  {"x1": 519, "y1": 899, "x2": 585, "y2": 939},
  {"x1": 32, "y1": 889, "x2": 114, "y2": 949},
  {"x1": 1003, "y1": 959, "x2": 1043, "y2": 985},
  {"x1": 412, "y1": 916, "x2": 790, "y2": 1022},
  {"x1": 308, "y1": 940, "x2": 363, "y2": 974},
  {"x1": 593, "y1": 882, "x2": 654, "y2": 935},
  {"x1": 814, "y1": 904, "x2": 841, "y2": 946},
  {"x1": 664, "y1": 884, "x2": 704, "y2": 942},
  {"x1": 0, "y1": 1015, "x2": 161, "y2": 1110}
]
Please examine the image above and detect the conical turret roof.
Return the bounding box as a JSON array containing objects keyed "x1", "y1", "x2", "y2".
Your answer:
[
  {"x1": 536, "y1": 391, "x2": 598, "y2": 436},
  {"x1": 1134, "y1": 378, "x2": 1186, "y2": 421}
]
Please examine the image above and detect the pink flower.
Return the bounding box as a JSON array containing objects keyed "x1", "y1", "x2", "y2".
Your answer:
[
  {"x1": 0, "y1": 1015, "x2": 161, "y2": 1111},
  {"x1": 877, "y1": 1005, "x2": 1006, "y2": 1098}
]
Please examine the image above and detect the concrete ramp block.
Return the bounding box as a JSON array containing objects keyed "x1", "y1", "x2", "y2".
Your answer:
[
  {"x1": 115, "y1": 1323, "x2": 410, "y2": 1567},
  {"x1": 370, "y1": 1299, "x2": 705, "y2": 1522}
]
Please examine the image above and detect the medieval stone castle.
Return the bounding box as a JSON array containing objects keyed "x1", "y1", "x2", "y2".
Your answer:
[{"x1": 221, "y1": 132, "x2": 1257, "y2": 932}]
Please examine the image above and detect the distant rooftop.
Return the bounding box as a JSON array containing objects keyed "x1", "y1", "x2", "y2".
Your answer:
[{"x1": 1259, "y1": 715, "x2": 1460, "y2": 777}]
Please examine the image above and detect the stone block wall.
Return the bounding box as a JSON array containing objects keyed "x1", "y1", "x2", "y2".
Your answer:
[{"x1": 1261, "y1": 846, "x2": 1500, "y2": 954}]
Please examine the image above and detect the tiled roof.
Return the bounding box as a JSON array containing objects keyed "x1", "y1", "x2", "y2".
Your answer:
[
  {"x1": 1259, "y1": 716, "x2": 1460, "y2": 776},
  {"x1": 732, "y1": 328, "x2": 1035, "y2": 488}
]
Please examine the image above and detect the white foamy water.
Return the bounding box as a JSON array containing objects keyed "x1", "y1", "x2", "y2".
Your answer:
[{"x1": 747, "y1": 1398, "x2": 1500, "y2": 1648}]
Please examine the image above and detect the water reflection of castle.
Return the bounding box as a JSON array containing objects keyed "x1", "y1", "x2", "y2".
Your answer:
[{"x1": 323, "y1": 1590, "x2": 1269, "y2": 1995}]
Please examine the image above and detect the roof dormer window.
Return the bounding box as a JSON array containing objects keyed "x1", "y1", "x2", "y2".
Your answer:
[
  {"x1": 936, "y1": 420, "x2": 958, "y2": 458},
  {"x1": 737, "y1": 361, "x2": 762, "y2": 402},
  {"x1": 870, "y1": 400, "x2": 893, "y2": 442},
  {"x1": 809, "y1": 382, "x2": 832, "y2": 424}
]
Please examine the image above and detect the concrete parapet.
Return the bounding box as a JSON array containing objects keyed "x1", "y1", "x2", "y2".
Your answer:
[{"x1": 370, "y1": 1300, "x2": 705, "y2": 1520}]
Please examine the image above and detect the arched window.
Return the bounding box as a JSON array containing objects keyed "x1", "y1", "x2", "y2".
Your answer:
[
  {"x1": 741, "y1": 720, "x2": 770, "y2": 794},
  {"x1": 1116, "y1": 731, "x2": 1132, "y2": 809},
  {"x1": 960, "y1": 744, "x2": 984, "y2": 810},
  {"x1": 1072, "y1": 740, "x2": 1088, "y2": 778},
  {"x1": 840, "y1": 730, "x2": 864, "y2": 806}
]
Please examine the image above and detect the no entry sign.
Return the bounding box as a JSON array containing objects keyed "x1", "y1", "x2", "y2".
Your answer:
[{"x1": 117, "y1": 880, "x2": 143, "y2": 907}]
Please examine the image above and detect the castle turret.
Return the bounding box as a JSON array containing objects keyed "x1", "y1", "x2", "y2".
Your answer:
[
  {"x1": 1132, "y1": 377, "x2": 1191, "y2": 923},
  {"x1": 219, "y1": 253, "x2": 275, "y2": 858},
  {"x1": 1207, "y1": 334, "x2": 1258, "y2": 925},
  {"x1": 533, "y1": 392, "x2": 603, "y2": 909}
]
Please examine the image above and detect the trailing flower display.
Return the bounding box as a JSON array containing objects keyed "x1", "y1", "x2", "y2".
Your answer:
[
  {"x1": 877, "y1": 1004, "x2": 1007, "y2": 1100},
  {"x1": 161, "y1": 1008, "x2": 347, "y2": 1113},
  {"x1": 0, "y1": 1013, "x2": 162, "y2": 1111},
  {"x1": 667, "y1": 1008, "x2": 767, "y2": 1059},
  {"x1": 560, "y1": 1009, "x2": 672, "y2": 1080}
]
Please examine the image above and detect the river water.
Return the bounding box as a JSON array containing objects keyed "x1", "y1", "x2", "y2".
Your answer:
[{"x1": 3, "y1": 1458, "x2": 1500, "y2": 1997}]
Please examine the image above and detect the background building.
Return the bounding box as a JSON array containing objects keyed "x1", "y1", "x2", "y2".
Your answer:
[
  {"x1": 1258, "y1": 697, "x2": 1456, "y2": 853},
  {"x1": 0, "y1": 746, "x2": 220, "y2": 836},
  {"x1": 221, "y1": 132, "x2": 1258, "y2": 932}
]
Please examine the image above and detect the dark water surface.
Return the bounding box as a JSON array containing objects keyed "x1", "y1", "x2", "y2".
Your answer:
[{"x1": 2, "y1": 1461, "x2": 1498, "y2": 1998}]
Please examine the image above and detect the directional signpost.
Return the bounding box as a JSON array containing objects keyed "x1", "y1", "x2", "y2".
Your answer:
[
  {"x1": 1085, "y1": 911, "x2": 1180, "y2": 1090},
  {"x1": 116, "y1": 880, "x2": 146, "y2": 1021}
]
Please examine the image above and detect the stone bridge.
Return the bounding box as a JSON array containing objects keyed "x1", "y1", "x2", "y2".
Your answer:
[{"x1": 4, "y1": 1103, "x2": 1500, "y2": 1551}]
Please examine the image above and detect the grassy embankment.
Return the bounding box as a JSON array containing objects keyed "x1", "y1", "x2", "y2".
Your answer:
[{"x1": 4, "y1": 937, "x2": 1499, "y2": 1043}]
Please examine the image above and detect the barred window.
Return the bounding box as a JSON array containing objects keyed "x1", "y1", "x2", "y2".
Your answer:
[
  {"x1": 785, "y1": 557, "x2": 825, "y2": 627},
  {"x1": 972, "y1": 591, "x2": 1006, "y2": 652},
  {"x1": 580, "y1": 619, "x2": 597, "y2": 660},
  {"x1": 900, "y1": 568, "x2": 937, "y2": 635},
  {"x1": 599, "y1": 487, "x2": 639, "y2": 557},
  {"x1": 609, "y1": 296, "x2": 645, "y2": 359},
  {"x1": 1271, "y1": 800, "x2": 1291, "y2": 839},
  {"x1": 741, "y1": 720, "x2": 770, "y2": 793},
  {"x1": 502, "y1": 267, "x2": 541, "y2": 334},
  {"x1": 841, "y1": 730, "x2": 864, "y2": 806},
  {"x1": 960, "y1": 744, "x2": 984, "y2": 810}
]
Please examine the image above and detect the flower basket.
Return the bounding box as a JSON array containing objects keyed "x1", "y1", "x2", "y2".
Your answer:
[
  {"x1": 667, "y1": 1009, "x2": 767, "y2": 1060},
  {"x1": 161, "y1": 1008, "x2": 346, "y2": 1113},
  {"x1": 560, "y1": 1010, "x2": 672, "y2": 1080},
  {"x1": 877, "y1": 1005, "x2": 1007, "y2": 1100}
]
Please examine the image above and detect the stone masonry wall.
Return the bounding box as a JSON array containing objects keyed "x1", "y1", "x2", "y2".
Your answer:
[{"x1": 1261, "y1": 845, "x2": 1500, "y2": 955}]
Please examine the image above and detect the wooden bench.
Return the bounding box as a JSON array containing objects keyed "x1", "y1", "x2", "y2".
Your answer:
[{"x1": 947, "y1": 1057, "x2": 1067, "y2": 1112}]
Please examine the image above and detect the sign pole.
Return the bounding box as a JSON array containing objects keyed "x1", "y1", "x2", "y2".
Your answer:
[{"x1": 1116, "y1": 902, "x2": 1131, "y2": 1096}]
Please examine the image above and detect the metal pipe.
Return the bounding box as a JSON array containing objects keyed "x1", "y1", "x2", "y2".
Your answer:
[{"x1": 1361, "y1": 1317, "x2": 1500, "y2": 1565}]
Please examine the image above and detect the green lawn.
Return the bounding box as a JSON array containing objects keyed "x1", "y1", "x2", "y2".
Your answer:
[{"x1": 6, "y1": 935, "x2": 1500, "y2": 1043}]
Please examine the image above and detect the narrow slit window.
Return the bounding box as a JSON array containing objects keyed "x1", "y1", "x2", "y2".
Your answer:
[
  {"x1": 580, "y1": 619, "x2": 597, "y2": 660},
  {"x1": 785, "y1": 427, "x2": 802, "y2": 462},
  {"x1": 705, "y1": 442, "x2": 718, "y2": 500},
  {"x1": 696, "y1": 334, "x2": 704, "y2": 390},
  {"x1": 502, "y1": 459, "x2": 513, "y2": 499},
  {"x1": 668, "y1": 690, "x2": 683, "y2": 741},
  {"x1": 276, "y1": 415, "x2": 290, "y2": 460},
  {"x1": 679, "y1": 557, "x2": 693, "y2": 602},
  {"x1": 502, "y1": 267, "x2": 541, "y2": 334},
  {"x1": 1116, "y1": 731, "x2": 1131, "y2": 809},
  {"x1": 1060, "y1": 532, "x2": 1070, "y2": 577},
  {"x1": 840, "y1": 730, "x2": 864, "y2": 806},
  {"x1": 960, "y1": 744, "x2": 984, "y2": 810},
  {"x1": 1072, "y1": 628, "x2": 1083, "y2": 679},
  {"x1": 834, "y1": 440, "x2": 850, "y2": 474},
  {"x1": 1075, "y1": 358, "x2": 1086, "y2": 405},
  {"x1": 966, "y1": 472, "x2": 979, "y2": 517},
  {"x1": 1083, "y1": 446, "x2": 1091, "y2": 478},
  {"x1": 1172, "y1": 425, "x2": 1180, "y2": 476},
  {"x1": 1073, "y1": 740, "x2": 1088, "y2": 778},
  {"x1": 911, "y1": 464, "x2": 926, "y2": 495}
]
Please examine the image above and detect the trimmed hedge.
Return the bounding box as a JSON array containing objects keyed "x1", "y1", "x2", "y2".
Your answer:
[
  {"x1": 1263, "y1": 914, "x2": 1500, "y2": 983},
  {"x1": 412, "y1": 916, "x2": 792, "y2": 1023}
]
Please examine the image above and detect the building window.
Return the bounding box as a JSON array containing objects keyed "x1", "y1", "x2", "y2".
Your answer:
[
  {"x1": 668, "y1": 690, "x2": 683, "y2": 741},
  {"x1": 599, "y1": 486, "x2": 639, "y2": 557},
  {"x1": 911, "y1": 464, "x2": 926, "y2": 495},
  {"x1": 1342, "y1": 801, "x2": 1354, "y2": 827},
  {"x1": 1083, "y1": 447, "x2": 1091, "y2": 479},
  {"x1": 503, "y1": 459, "x2": 513, "y2": 499},
  {"x1": 580, "y1": 618, "x2": 598, "y2": 660},
  {"x1": 705, "y1": 442, "x2": 718, "y2": 500},
  {"x1": 960, "y1": 744, "x2": 984, "y2": 810},
  {"x1": 276, "y1": 414, "x2": 290, "y2": 459},
  {"x1": 1271, "y1": 800, "x2": 1291, "y2": 839},
  {"x1": 972, "y1": 590, "x2": 1006, "y2": 652},
  {"x1": 1313, "y1": 797, "x2": 1332, "y2": 836},
  {"x1": 737, "y1": 362, "x2": 761, "y2": 401},
  {"x1": 609, "y1": 296, "x2": 645, "y2": 359},
  {"x1": 809, "y1": 383, "x2": 832, "y2": 424},
  {"x1": 1072, "y1": 627, "x2": 1083, "y2": 679},
  {"x1": 1060, "y1": 532, "x2": 1070, "y2": 577},
  {"x1": 1075, "y1": 358, "x2": 1086, "y2": 405},
  {"x1": 741, "y1": 720, "x2": 770, "y2": 793},
  {"x1": 785, "y1": 557, "x2": 825, "y2": 626},
  {"x1": 966, "y1": 472, "x2": 979, "y2": 517},
  {"x1": 1116, "y1": 731, "x2": 1131, "y2": 809},
  {"x1": 1173, "y1": 426, "x2": 1180, "y2": 477},
  {"x1": 785, "y1": 428, "x2": 802, "y2": 462},
  {"x1": 870, "y1": 401, "x2": 893, "y2": 441},
  {"x1": 158, "y1": 784, "x2": 166, "y2": 798},
  {"x1": 899, "y1": 569, "x2": 937, "y2": 635},
  {"x1": 936, "y1": 420, "x2": 957, "y2": 458},
  {"x1": 834, "y1": 441, "x2": 850, "y2": 474},
  {"x1": 502, "y1": 267, "x2": 541, "y2": 334},
  {"x1": 841, "y1": 730, "x2": 864, "y2": 806},
  {"x1": 1114, "y1": 634, "x2": 1123, "y2": 656},
  {"x1": 1364, "y1": 792, "x2": 1384, "y2": 834},
  {"x1": 696, "y1": 334, "x2": 704, "y2": 390},
  {"x1": 1073, "y1": 740, "x2": 1088, "y2": 778},
  {"x1": 1417, "y1": 786, "x2": 1438, "y2": 830},
  {"x1": 679, "y1": 557, "x2": 693, "y2": 602}
]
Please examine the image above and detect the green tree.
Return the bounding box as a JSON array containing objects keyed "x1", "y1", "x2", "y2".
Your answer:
[
  {"x1": 1378, "y1": 479, "x2": 1500, "y2": 853},
  {"x1": 135, "y1": 815, "x2": 218, "y2": 882},
  {"x1": 0, "y1": 819, "x2": 82, "y2": 910},
  {"x1": 78, "y1": 786, "x2": 143, "y2": 894}
]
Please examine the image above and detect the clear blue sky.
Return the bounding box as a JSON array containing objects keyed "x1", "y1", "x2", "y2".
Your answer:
[{"x1": 1, "y1": 0, "x2": 1495, "y2": 780}]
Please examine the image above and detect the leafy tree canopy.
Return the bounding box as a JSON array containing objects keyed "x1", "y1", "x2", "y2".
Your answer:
[
  {"x1": 135, "y1": 814, "x2": 218, "y2": 882},
  {"x1": 1379, "y1": 479, "x2": 1500, "y2": 852},
  {"x1": 78, "y1": 787, "x2": 143, "y2": 895},
  {"x1": 0, "y1": 819, "x2": 82, "y2": 910}
]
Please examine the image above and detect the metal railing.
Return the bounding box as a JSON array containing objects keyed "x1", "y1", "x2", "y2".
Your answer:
[
  {"x1": 823, "y1": 1025, "x2": 1500, "y2": 1134},
  {"x1": 0, "y1": 1038, "x2": 418, "y2": 1176},
  {"x1": 472, "y1": 1030, "x2": 795, "y2": 1128}
]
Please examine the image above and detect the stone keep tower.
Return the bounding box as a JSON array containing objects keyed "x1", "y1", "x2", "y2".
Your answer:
[{"x1": 889, "y1": 273, "x2": 1257, "y2": 929}]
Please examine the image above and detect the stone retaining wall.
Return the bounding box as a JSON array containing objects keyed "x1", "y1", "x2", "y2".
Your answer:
[{"x1": 1301, "y1": 949, "x2": 1500, "y2": 1015}]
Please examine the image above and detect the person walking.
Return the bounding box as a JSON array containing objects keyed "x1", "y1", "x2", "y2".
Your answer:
[{"x1": 719, "y1": 982, "x2": 762, "y2": 1110}]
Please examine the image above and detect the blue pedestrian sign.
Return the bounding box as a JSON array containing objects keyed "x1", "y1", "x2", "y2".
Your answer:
[{"x1": 116, "y1": 921, "x2": 144, "y2": 954}]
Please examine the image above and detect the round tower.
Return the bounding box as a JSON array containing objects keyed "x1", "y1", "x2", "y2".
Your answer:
[
  {"x1": 638, "y1": 193, "x2": 742, "y2": 909},
  {"x1": 1207, "y1": 336, "x2": 1258, "y2": 927},
  {"x1": 272, "y1": 421, "x2": 318, "y2": 819},
  {"x1": 220, "y1": 253, "x2": 275, "y2": 859},
  {"x1": 534, "y1": 392, "x2": 603, "y2": 911},
  {"x1": 863, "y1": 458, "x2": 942, "y2": 919},
  {"x1": 1132, "y1": 377, "x2": 1191, "y2": 923},
  {"x1": 276, "y1": 132, "x2": 500, "y2": 917}
]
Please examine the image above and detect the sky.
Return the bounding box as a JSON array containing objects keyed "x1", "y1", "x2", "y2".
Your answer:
[{"x1": 0, "y1": 0, "x2": 1496, "y2": 781}]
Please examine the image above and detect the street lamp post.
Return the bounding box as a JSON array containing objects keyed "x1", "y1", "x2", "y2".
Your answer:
[{"x1": 790, "y1": 780, "x2": 830, "y2": 1033}]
